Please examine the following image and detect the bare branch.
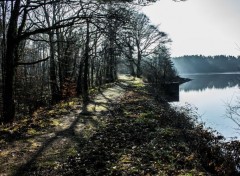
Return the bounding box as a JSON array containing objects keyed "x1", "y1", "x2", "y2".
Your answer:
[{"x1": 16, "y1": 56, "x2": 49, "y2": 66}]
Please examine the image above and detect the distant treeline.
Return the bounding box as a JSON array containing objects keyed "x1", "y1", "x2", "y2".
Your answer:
[{"x1": 172, "y1": 55, "x2": 240, "y2": 74}]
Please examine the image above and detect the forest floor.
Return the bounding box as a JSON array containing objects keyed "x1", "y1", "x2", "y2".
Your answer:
[{"x1": 0, "y1": 75, "x2": 239, "y2": 176}]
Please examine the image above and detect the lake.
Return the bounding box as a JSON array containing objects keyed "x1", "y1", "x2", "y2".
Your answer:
[{"x1": 172, "y1": 73, "x2": 240, "y2": 140}]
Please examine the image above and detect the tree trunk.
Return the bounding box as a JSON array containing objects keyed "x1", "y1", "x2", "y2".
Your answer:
[
  {"x1": 106, "y1": 46, "x2": 115, "y2": 83},
  {"x1": 136, "y1": 48, "x2": 142, "y2": 78},
  {"x1": 49, "y1": 32, "x2": 61, "y2": 103},
  {"x1": 91, "y1": 57, "x2": 94, "y2": 88},
  {"x1": 2, "y1": 0, "x2": 21, "y2": 123},
  {"x1": 129, "y1": 61, "x2": 135, "y2": 77},
  {"x1": 82, "y1": 19, "x2": 90, "y2": 103},
  {"x1": 81, "y1": 19, "x2": 90, "y2": 114},
  {"x1": 127, "y1": 44, "x2": 135, "y2": 76},
  {"x1": 2, "y1": 41, "x2": 16, "y2": 123},
  {"x1": 77, "y1": 58, "x2": 83, "y2": 95},
  {"x1": 105, "y1": 5, "x2": 117, "y2": 83},
  {"x1": 56, "y1": 29, "x2": 64, "y2": 96}
]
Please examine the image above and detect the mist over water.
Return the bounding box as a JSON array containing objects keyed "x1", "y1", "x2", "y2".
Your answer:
[{"x1": 173, "y1": 73, "x2": 240, "y2": 140}]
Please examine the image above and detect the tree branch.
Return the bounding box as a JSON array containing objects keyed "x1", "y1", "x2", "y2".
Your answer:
[{"x1": 16, "y1": 56, "x2": 49, "y2": 66}]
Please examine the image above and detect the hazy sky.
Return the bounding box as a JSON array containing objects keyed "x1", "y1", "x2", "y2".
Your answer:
[{"x1": 142, "y1": 0, "x2": 240, "y2": 57}]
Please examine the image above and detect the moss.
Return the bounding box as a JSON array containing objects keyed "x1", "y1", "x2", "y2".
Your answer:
[
  {"x1": 131, "y1": 77, "x2": 144, "y2": 87},
  {"x1": 37, "y1": 160, "x2": 59, "y2": 168},
  {"x1": 67, "y1": 147, "x2": 78, "y2": 156},
  {"x1": 27, "y1": 128, "x2": 37, "y2": 135},
  {"x1": 51, "y1": 119, "x2": 61, "y2": 126},
  {"x1": 94, "y1": 105, "x2": 107, "y2": 112},
  {"x1": 0, "y1": 150, "x2": 10, "y2": 157},
  {"x1": 139, "y1": 111, "x2": 155, "y2": 118}
]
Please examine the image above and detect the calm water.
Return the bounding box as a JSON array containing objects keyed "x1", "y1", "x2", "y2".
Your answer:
[{"x1": 173, "y1": 73, "x2": 240, "y2": 140}]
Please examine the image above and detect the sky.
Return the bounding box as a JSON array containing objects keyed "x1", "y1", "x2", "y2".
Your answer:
[{"x1": 142, "y1": 0, "x2": 240, "y2": 57}]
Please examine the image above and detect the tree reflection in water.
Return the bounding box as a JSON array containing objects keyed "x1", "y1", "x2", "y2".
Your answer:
[{"x1": 180, "y1": 73, "x2": 240, "y2": 92}]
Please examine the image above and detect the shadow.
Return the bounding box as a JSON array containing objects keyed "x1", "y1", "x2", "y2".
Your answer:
[
  {"x1": 14, "y1": 81, "x2": 129, "y2": 175},
  {"x1": 12, "y1": 78, "x2": 131, "y2": 175},
  {"x1": 62, "y1": 77, "x2": 240, "y2": 175},
  {"x1": 162, "y1": 83, "x2": 180, "y2": 102},
  {"x1": 92, "y1": 94, "x2": 120, "y2": 118},
  {"x1": 91, "y1": 82, "x2": 129, "y2": 117},
  {"x1": 62, "y1": 115, "x2": 166, "y2": 175},
  {"x1": 116, "y1": 81, "x2": 132, "y2": 90},
  {"x1": 14, "y1": 114, "x2": 88, "y2": 176}
]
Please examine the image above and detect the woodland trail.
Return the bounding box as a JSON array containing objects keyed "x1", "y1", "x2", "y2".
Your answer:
[
  {"x1": 0, "y1": 75, "x2": 134, "y2": 176},
  {"x1": 1, "y1": 75, "x2": 238, "y2": 175}
]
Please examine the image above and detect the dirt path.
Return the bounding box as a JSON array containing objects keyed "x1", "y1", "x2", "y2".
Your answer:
[
  {"x1": 0, "y1": 75, "x2": 136, "y2": 176},
  {"x1": 1, "y1": 75, "x2": 238, "y2": 175}
]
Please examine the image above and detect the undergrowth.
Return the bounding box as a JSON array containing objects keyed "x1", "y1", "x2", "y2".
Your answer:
[{"x1": 0, "y1": 76, "x2": 239, "y2": 175}]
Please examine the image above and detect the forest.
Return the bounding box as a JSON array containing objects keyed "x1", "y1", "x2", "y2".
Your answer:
[
  {"x1": 0, "y1": 0, "x2": 239, "y2": 175},
  {"x1": 0, "y1": 0, "x2": 175, "y2": 123},
  {"x1": 172, "y1": 55, "x2": 240, "y2": 74}
]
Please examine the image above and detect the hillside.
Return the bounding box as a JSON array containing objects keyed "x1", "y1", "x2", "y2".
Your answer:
[{"x1": 172, "y1": 55, "x2": 240, "y2": 74}]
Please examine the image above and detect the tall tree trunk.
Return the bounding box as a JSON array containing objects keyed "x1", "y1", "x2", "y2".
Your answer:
[
  {"x1": 81, "y1": 19, "x2": 90, "y2": 114},
  {"x1": 82, "y1": 20, "x2": 90, "y2": 103},
  {"x1": 91, "y1": 56, "x2": 94, "y2": 88},
  {"x1": 77, "y1": 59, "x2": 83, "y2": 95},
  {"x1": 129, "y1": 60, "x2": 135, "y2": 77},
  {"x1": 43, "y1": 2, "x2": 61, "y2": 103},
  {"x1": 2, "y1": 0, "x2": 20, "y2": 123},
  {"x1": 49, "y1": 32, "x2": 61, "y2": 103},
  {"x1": 56, "y1": 29, "x2": 64, "y2": 96},
  {"x1": 105, "y1": 4, "x2": 117, "y2": 83},
  {"x1": 2, "y1": 41, "x2": 16, "y2": 123},
  {"x1": 136, "y1": 47, "x2": 142, "y2": 78},
  {"x1": 1, "y1": 2, "x2": 7, "y2": 120},
  {"x1": 106, "y1": 46, "x2": 115, "y2": 83},
  {"x1": 127, "y1": 43, "x2": 135, "y2": 76}
]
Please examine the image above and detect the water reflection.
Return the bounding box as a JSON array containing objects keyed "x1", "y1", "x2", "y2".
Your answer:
[
  {"x1": 181, "y1": 73, "x2": 240, "y2": 91},
  {"x1": 176, "y1": 73, "x2": 240, "y2": 140}
]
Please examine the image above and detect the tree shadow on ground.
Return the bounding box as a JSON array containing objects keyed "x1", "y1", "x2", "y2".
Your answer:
[
  {"x1": 13, "y1": 83, "x2": 126, "y2": 175},
  {"x1": 62, "y1": 88, "x2": 239, "y2": 176},
  {"x1": 13, "y1": 113, "x2": 101, "y2": 176}
]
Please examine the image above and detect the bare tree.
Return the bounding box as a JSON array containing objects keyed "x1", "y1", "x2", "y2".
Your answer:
[
  {"x1": 118, "y1": 12, "x2": 170, "y2": 77},
  {"x1": 0, "y1": 0, "x2": 184, "y2": 123},
  {"x1": 1, "y1": 0, "x2": 86, "y2": 123},
  {"x1": 226, "y1": 99, "x2": 240, "y2": 129}
]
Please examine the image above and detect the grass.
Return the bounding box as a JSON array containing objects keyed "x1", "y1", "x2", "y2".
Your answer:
[
  {"x1": 0, "y1": 75, "x2": 239, "y2": 175},
  {"x1": 60, "y1": 77, "x2": 239, "y2": 175}
]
